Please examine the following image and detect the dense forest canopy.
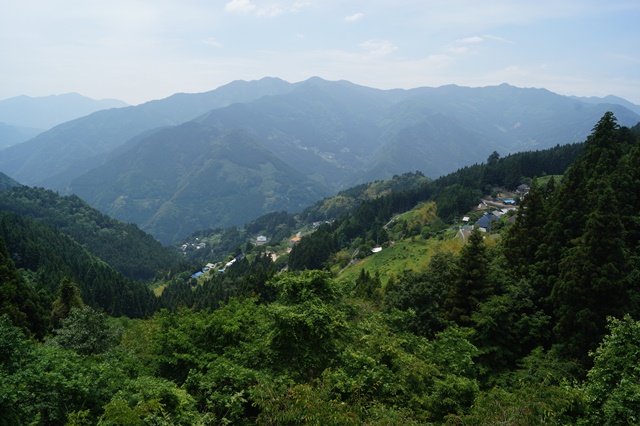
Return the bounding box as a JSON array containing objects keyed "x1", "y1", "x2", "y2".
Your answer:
[
  {"x1": 1, "y1": 112, "x2": 640, "y2": 424},
  {"x1": 0, "y1": 186, "x2": 182, "y2": 280}
]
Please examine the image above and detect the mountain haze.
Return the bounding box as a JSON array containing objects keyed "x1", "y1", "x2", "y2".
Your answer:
[
  {"x1": 2, "y1": 78, "x2": 639, "y2": 243},
  {"x1": 0, "y1": 122, "x2": 41, "y2": 150},
  {"x1": 195, "y1": 79, "x2": 640, "y2": 183},
  {"x1": 0, "y1": 92, "x2": 127, "y2": 130},
  {"x1": 0, "y1": 78, "x2": 296, "y2": 187},
  {"x1": 70, "y1": 123, "x2": 328, "y2": 243}
]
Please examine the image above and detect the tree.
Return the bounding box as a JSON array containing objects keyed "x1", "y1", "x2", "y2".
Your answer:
[
  {"x1": 48, "y1": 306, "x2": 123, "y2": 355},
  {"x1": 445, "y1": 230, "x2": 492, "y2": 327},
  {"x1": 552, "y1": 184, "x2": 631, "y2": 365},
  {"x1": 0, "y1": 315, "x2": 34, "y2": 425},
  {"x1": 384, "y1": 251, "x2": 454, "y2": 338},
  {"x1": 99, "y1": 376, "x2": 198, "y2": 426},
  {"x1": 51, "y1": 277, "x2": 84, "y2": 326},
  {"x1": 353, "y1": 268, "x2": 381, "y2": 300},
  {"x1": 582, "y1": 315, "x2": 640, "y2": 425},
  {"x1": 267, "y1": 271, "x2": 348, "y2": 379},
  {"x1": 0, "y1": 234, "x2": 47, "y2": 335},
  {"x1": 503, "y1": 178, "x2": 548, "y2": 277}
]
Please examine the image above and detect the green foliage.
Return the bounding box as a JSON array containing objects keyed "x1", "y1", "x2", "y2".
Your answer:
[
  {"x1": 1, "y1": 113, "x2": 639, "y2": 424},
  {"x1": 51, "y1": 277, "x2": 84, "y2": 326},
  {"x1": 0, "y1": 210, "x2": 156, "y2": 318},
  {"x1": 354, "y1": 268, "x2": 382, "y2": 301},
  {"x1": 0, "y1": 234, "x2": 49, "y2": 336},
  {"x1": 267, "y1": 271, "x2": 348, "y2": 379},
  {"x1": 0, "y1": 315, "x2": 33, "y2": 425},
  {"x1": 582, "y1": 315, "x2": 640, "y2": 425},
  {"x1": 497, "y1": 112, "x2": 640, "y2": 374},
  {"x1": 288, "y1": 224, "x2": 338, "y2": 270},
  {"x1": 48, "y1": 306, "x2": 123, "y2": 356},
  {"x1": 99, "y1": 376, "x2": 198, "y2": 426},
  {"x1": 445, "y1": 230, "x2": 492, "y2": 327},
  {"x1": 384, "y1": 251, "x2": 455, "y2": 338},
  {"x1": 447, "y1": 379, "x2": 584, "y2": 425},
  {"x1": 0, "y1": 186, "x2": 181, "y2": 280}
]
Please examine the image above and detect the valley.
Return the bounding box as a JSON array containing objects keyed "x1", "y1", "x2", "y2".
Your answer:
[
  {"x1": 1, "y1": 84, "x2": 640, "y2": 424},
  {"x1": 2, "y1": 78, "x2": 639, "y2": 244}
]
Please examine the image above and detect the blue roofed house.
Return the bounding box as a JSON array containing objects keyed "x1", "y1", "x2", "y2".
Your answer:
[{"x1": 476, "y1": 213, "x2": 500, "y2": 231}]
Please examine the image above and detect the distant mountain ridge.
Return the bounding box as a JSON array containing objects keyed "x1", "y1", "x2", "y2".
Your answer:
[
  {"x1": 0, "y1": 92, "x2": 128, "y2": 130},
  {"x1": 0, "y1": 122, "x2": 41, "y2": 150},
  {"x1": 569, "y1": 94, "x2": 640, "y2": 115},
  {"x1": 1, "y1": 77, "x2": 639, "y2": 243},
  {"x1": 0, "y1": 77, "x2": 296, "y2": 187}
]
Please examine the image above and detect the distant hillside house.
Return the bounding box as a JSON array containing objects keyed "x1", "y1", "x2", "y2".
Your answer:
[
  {"x1": 290, "y1": 237, "x2": 301, "y2": 246},
  {"x1": 255, "y1": 235, "x2": 268, "y2": 246},
  {"x1": 476, "y1": 213, "x2": 500, "y2": 230},
  {"x1": 517, "y1": 184, "x2": 530, "y2": 196}
]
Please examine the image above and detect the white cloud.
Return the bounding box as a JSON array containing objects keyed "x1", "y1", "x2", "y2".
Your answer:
[
  {"x1": 202, "y1": 37, "x2": 223, "y2": 48},
  {"x1": 360, "y1": 39, "x2": 397, "y2": 56},
  {"x1": 458, "y1": 36, "x2": 484, "y2": 44},
  {"x1": 1, "y1": 0, "x2": 638, "y2": 105},
  {"x1": 482, "y1": 34, "x2": 515, "y2": 44},
  {"x1": 224, "y1": 0, "x2": 310, "y2": 17},
  {"x1": 449, "y1": 46, "x2": 470, "y2": 54},
  {"x1": 448, "y1": 33, "x2": 511, "y2": 55},
  {"x1": 225, "y1": 0, "x2": 257, "y2": 14},
  {"x1": 345, "y1": 12, "x2": 364, "y2": 22}
]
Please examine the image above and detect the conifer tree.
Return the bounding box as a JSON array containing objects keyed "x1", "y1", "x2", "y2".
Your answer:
[
  {"x1": 503, "y1": 178, "x2": 548, "y2": 277},
  {"x1": 552, "y1": 184, "x2": 630, "y2": 364},
  {"x1": 51, "y1": 277, "x2": 84, "y2": 326},
  {"x1": 446, "y1": 229, "x2": 492, "y2": 327},
  {"x1": 540, "y1": 112, "x2": 635, "y2": 367}
]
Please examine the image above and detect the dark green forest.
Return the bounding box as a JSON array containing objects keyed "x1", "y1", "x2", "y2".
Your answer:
[
  {"x1": 0, "y1": 186, "x2": 182, "y2": 280},
  {"x1": 1, "y1": 113, "x2": 640, "y2": 424}
]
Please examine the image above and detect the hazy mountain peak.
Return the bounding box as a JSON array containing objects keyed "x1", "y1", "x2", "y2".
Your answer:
[{"x1": 0, "y1": 93, "x2": 128, "y2": 130}]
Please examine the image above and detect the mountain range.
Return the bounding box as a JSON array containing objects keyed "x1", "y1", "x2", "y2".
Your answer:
[
  {"x1": 0, "y1": 93, "x2": 128, "y2": 150},
  {"x1": 1, "y1": 77, "x2": 639, "y2": 243},
  {"x1": 0, "y1": 92, "x2": 128, "y2": 131}
]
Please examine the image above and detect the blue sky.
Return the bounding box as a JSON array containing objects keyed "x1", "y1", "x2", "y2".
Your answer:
[{"x1": 1, "y1": 0, "x2": 639, "y2": 105}]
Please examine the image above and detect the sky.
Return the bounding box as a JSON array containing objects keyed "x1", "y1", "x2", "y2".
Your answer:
[{"x1": 1, "y1": 0, "x2": 639, "y2": 105}]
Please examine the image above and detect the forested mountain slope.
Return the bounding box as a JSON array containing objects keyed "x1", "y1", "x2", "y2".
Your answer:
[
  {"x1": 69, "y1": 124, "x2": 329, "y2": 244},
  {"x1": 0, "y1": 77, "x2": 295, "y2": 187},
  {"x1": 0, "y1": 171, "x2": 19, "y2": 191},
  {"x1": 195, "y1": 79, "x2": 640, "y2": 185},
  {"x1": 0, "y1": 186, "x2": 181, "y2": 280},
  {"x1": 0, "y1": 210, "x2": 156, "y2": 326},
  {"x1": 0, "y1": 122, "x2": 42, "y2": 149}
]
